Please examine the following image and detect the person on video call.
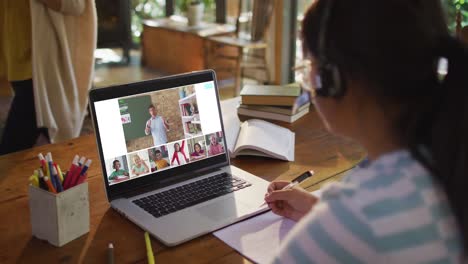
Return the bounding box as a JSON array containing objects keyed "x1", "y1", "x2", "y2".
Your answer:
[
  {"x1": 145, "y1": 104, "x2": 170, "y2": 146},
  {"x1": 153, "y1": 149, "x2": 169, "y2": 170},
  {"x1": 208, "y1": 134, "x2": 224, "y2": 156},
  {"x1": 263, "y1": 0, "x2": 468, "y2": 262},
  {"x1": 148, "y1": 149, "x2": 158, "y2": 172},
  {"x1": 154, "y1": 149, "x2": 169, "y2": 170},
  {"x1": 171, "y1": 141, "x2": 189, "y2": 166},
  {"x1": 131, "y1": 154, "x2": 149, "y2": 176},
  {"x1": 190, "y1": 143, "x2": 206, "y2": 160},
  {"x1": 108, "y1": 160, "x2": 129, "y2": 180}
]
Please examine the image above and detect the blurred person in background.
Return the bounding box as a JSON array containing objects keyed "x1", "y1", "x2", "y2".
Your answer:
[{"x1": 0, "y1": 0, "x2": 96, "y2": 155}]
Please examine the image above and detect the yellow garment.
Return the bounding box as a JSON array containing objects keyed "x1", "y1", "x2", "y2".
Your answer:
[
  {"x1": 155, "y1": 159, "x2": 169, "y2": 170},
  {"x1": 0, "y1": 0, "x2": 32, "y2": 81}
]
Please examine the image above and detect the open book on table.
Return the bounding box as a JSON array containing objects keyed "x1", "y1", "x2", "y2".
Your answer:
[
  {"x1": 224, "y1": 117, "x2": 295, "y2": 161},
  {"x1": 221, "y1": 97, "x2": 295, "y2": 161}
]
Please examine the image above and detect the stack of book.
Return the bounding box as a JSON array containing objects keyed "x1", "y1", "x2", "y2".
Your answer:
[{"x1": 238, "y1": 83, "x2": 310, "y2": 123}]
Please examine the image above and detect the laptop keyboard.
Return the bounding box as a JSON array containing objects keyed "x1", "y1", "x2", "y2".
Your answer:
[{"x1": 132, "y1": 172, "x2": 252, "y2": 218}]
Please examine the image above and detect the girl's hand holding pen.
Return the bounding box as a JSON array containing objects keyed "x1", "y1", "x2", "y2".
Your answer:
[{"x1": 264, "y1": 181, "x2": 319, "y2": 221}]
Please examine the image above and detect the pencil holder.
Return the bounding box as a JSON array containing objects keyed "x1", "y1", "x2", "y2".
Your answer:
[{"x1": 28, "y1": 182, "x2": 90, "y2": 247}]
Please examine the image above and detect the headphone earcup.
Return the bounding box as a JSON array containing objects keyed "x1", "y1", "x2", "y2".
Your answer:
[
  {"x1": 316, "y1": 63, "x2": 345, "y2": 97},
  {"x1": 330, "y1": 64, "x2": 345, "y2": 97}
]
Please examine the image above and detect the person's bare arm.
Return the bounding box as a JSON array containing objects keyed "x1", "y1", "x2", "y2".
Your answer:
[
  {"x1": 145, "y1": 119, "x2": 151, "y2": 135},
  {"x1": 162, "y1": 117, "x2": 170, "y2": 131},
  {"x1": 143, "y1": 162, "x2": 149, "y2": 173},
  {"x1": 264, "y1": 181, "x2": 319, "y2": 221}
]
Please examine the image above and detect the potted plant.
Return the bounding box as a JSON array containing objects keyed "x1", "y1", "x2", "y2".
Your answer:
[{"x1": 185, "y1": 0, "x2": 204, "y2": 26}]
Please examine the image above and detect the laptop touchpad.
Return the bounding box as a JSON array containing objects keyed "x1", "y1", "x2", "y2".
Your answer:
[{"x1": 196, "y1": 197, "x2": 249, "y2": 222}]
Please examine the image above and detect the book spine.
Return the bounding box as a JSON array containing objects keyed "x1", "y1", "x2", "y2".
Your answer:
[
  {"x1": 237, "y1": 107, "x2": 290, "y2": 123},
  {"x1": 241, "y1": 95, "x2": 296, "y2": 107},
  {"x1": 237, "y1": 107, "x2": 309, "y2": 123},
  {"x1": 239, "y1": 104, "x2": 293, "y2": 115}
]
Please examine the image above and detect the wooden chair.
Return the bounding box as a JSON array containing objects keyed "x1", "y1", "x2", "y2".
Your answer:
[{"x1": 206, "y1": 0, "x2": 275, "y2": 95}]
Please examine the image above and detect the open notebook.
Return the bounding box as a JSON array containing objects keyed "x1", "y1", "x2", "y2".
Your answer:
[{"x1": 221, "y1": 98, "x2": 295, "y2": 161}]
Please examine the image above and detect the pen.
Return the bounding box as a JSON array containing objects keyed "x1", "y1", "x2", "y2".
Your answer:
[
  {"x1": 144, "y1": 232, "x2": 155, "y2": 264},
  {"x1": 108, "y1": 243, "x2": 114, "y2": 264},
  {"x1": 76, "y1": 173, "x2": 88, "y2": 185},
  {"x1": 43, "y1": 153, "x2": 50, "y2": 177},
  {"x1": 68, "y1": 155, "x2": 80, "y2": 172},
  {"x1": 44, "y1": 176, "x2": 57, "y2": 194},
  {"x1": 63, "y1": 155, "x2": 80, "y2": 189},
  {"x1": 37, "y1": 169, "x2": 48, "y2": 190},
  {"x1": 46, "y1": 153, "x2": 57, "y2": 189},
  {"x1": 29, "y1": 175, "x2": 39, "y2": 187},
  {"x1": 51, "y1": 166, "x2": 64, "y2": 192},
  {"x1": 65, "y1": 166, "x2": 81, "y2": 190},
  {"x1": 78, "y1": 156, "x2": 86, "y2": 167},
  {"x1": 70, "y1": 159, "x2": 92, "y2": 188},
  {"x1": 54, "y1": 163, "x2": 64, "y2": 182},
  {"x1": 38, "y1": 153, "x2": 47, "y2": 174},
  {"x1": 56, "y1": 164, "x2": 64, "y2": 183},
  {"x1": 79, "y1": 159, "x2": 92, "y2": 176},
  {"x1": 261, "y1": 170, "x2": 315, "y2": 207}
]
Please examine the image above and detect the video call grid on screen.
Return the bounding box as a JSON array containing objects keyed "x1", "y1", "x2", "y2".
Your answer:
[{"x1": 94, "y1": 81, "x2": 227, "y2": 185}]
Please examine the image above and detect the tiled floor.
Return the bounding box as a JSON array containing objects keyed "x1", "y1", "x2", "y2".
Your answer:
[{"x1": 0, "y1": 48, "x2": 237, "y2": 141}]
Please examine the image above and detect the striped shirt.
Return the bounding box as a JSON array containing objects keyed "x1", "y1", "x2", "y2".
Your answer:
[{"x1": 272, "y1": 150, "x2": 462, "y2": 263}]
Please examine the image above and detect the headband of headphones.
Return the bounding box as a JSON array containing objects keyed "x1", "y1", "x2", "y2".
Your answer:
[{"x1": 315, "y1": 0, "x2": 346, "y2": 98}]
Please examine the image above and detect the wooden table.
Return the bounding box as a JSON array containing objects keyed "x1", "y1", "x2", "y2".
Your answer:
[
  {"x1": 0, "y1": 107, "x2": 366, "y2": 263},
  {"x1": 141, "y1": 16, "x2": 235, "y2": 74}
]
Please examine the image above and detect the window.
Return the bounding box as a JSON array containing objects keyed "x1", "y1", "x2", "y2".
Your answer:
[
  {"x1": 295, "y1": 0, "x2": 315, "y2": 81},
  {"x1": 132, "y1": 0, "x2": 166, "y2": 42}
]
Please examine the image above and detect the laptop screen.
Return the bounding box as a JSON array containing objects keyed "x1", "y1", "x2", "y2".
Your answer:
[{"x1": 90, "y1": 71, "x2": 229, "y2": 199}]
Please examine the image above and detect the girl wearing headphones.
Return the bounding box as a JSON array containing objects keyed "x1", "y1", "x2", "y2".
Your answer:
[{"x1": 265, "y1": 0, "x2": 467, "y2": 262}]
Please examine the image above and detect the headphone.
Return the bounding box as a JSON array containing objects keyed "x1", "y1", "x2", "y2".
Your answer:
[{"x1": 315, "y1": 0, "x2": 346, "y2": 97}]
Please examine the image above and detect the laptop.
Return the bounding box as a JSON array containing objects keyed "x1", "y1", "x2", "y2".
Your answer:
[{"x1": 89, "y1": 70, "x2": 270, "y2": 246}]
